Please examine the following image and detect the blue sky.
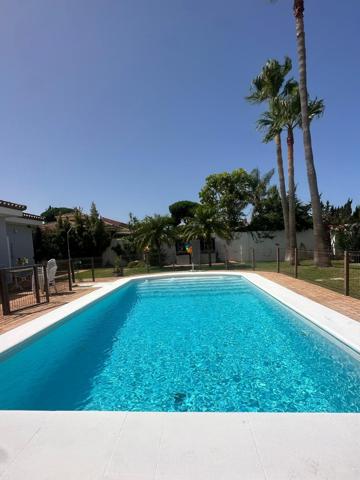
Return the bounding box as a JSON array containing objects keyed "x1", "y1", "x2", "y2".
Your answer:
[{"x1": 0, "y1": 0, "x2": 359, "y2": 220}]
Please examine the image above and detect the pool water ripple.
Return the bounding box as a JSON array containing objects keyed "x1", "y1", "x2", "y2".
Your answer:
[{"x1": 1, "y1": 275, "x2": 360, "y2": 411}]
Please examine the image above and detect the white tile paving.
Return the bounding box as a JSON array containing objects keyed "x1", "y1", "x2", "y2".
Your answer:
[{"x1": 0, "y1": 412, "x2": 360, "y2": 479}]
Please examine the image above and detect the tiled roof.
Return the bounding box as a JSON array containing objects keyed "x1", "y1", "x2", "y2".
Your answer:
[
  {"x1": 0, "y1": 199, "x2": 27, "y2": 211},
  {"x1": 101, "y1": 217, "x2": 129, "y2": 229},
  {"x1": 22, "y1": 212, "x2": 44, "y2": 222}
]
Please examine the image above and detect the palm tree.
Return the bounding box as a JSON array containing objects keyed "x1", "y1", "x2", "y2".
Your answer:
[
  {"x1": 182, "y1": 205, "x2": 231, "y2": 267},
  {"x1": 265, "y1": 81, "x2": 324, "y2": 263},
  {"x1": 133, "y1": 214, "x2": 176, "y2": 266},
  {"x1": 248, "y1": 167, "x2": 275, "y2": 220},
  {"x1": 246, "y1": 58, "x2": 292, "y2": 259},
  {"x1": 293, "y1": 0, "x2": 330, "y2": 266}
]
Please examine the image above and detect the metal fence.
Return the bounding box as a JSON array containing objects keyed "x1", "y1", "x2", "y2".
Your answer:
[
  {"x1": 2, "y1": 249, "x2": 358, "y2": 315},
  {"x1": 66, "y1": 250, "x2": 360, "y2": 300},
  {"x1": 241, "y1": 247, "x2": 360, "y2": 300},
  {"x1": 0, "y1": 265, "x2": 49, "y2": 315},
  {"x1": 0, "y1": 261, "x2": 73, "y2": 315}
]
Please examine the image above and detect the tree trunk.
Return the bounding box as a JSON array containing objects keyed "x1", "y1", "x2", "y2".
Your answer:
[
  {"x1": 287, "y1": 127, "x2": 297, "y2": 265},
  {"x1": 207, "y1": 237, "x2": 212, "y2": 267},
  {"x1": 156, "y1": 241, "x2": 162, "y2": 267},
  {"x1": 274, "y1": 132, "x2": 291, "y2": 261},
  {"x1": 293, "y1": 0, "x2": 330, "y2": 266}
]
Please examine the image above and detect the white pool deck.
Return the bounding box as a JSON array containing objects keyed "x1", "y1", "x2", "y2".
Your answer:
[{"x1": 1, "y1": 272, "x2": 360, "y2": 479}]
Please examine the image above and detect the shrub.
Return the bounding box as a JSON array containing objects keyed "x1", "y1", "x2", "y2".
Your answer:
[{"x1": 127, "y1": 260, "x2": 146, "y2": 268}]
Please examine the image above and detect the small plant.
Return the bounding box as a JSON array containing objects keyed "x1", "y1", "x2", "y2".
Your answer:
[
  {"x1": 127, "y1": 260, "x2": 146, "y2": 268},
  {"x1": 113, "y1": 256, "x2": 123, "y2": 276}
]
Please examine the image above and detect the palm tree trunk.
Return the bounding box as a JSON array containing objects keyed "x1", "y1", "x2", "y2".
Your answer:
[
  {"x1": 293, "y1": 0, "x2": 330, "y2": 267},
  {"x1": 207, "y1": 237, "x2": 212, "y2": 267},
  {"x1": 156, "y1": 241, "x2": 162, "y2": 266},
  {"x1": 274, "y1": 132, "x2": 290, "y2": 261},
  {"x1": 287, "y1": 127, "x2": 297, "y2": 265}
]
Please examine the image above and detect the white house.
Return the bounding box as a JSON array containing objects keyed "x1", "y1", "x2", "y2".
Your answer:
[
  {"x1": 0, "y1": 199, "x2": 43, "y2": 268},
  {"x1": 163, "y1": 230, "x2": 315, "y2": 265}
]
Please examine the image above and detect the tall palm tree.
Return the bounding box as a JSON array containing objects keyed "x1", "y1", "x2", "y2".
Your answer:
[
  {"x1": 182, "y1": 205, "x2": 231, "y2": 267},
  {"x1": 293, "y1": 0, "x2": 330, "y2": 266},
  {"x1": 266, "y1": 81, "x2": 324, "y2": 263},
  {"x1": 246, "y1": 58, "x2": 291, "y2": 259},
  {"x1": 133, "y1": 214, "x2": 176, "y2": 266}
]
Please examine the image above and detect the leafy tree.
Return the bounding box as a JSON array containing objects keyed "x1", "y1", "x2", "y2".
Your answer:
[
  {"x1": 182, "y1": 205, "x2": 231, "y2": 266},
  {"x1": 169, "y1": 201, "x2": 199, "y2": 225},
  {"x1": 40, "y1": 206, "x2": 74, "y2": 223},
  {"x1": 133, "y1": 215, "x2": 176, "y2": 266},
  {"x1": 247, "y1": 168, "x2": 274, "y2": 219},
  {"x1": 199, "y1": 169, "x2": 250, "y2": 231},
  {"x1": 249, "y1": 186, "x2": 312, "y2": 232},
  {"x1": 34, "y1": 203, "x2": 110, "y2": 260}
]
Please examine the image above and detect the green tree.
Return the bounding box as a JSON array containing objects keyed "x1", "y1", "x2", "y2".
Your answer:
[
  {"x1": 259, "y1": 81, "x2": 324, "y2": 263},
  {"x1": 40, "y1": 206, "x2": 74, "y2": 223},
  {"x1": 133, "y1": 215, "x2": 176, "y2": 266},
  {"x1": 199, "y1": 169, "x2": 250, "y2": 231},
  {"x1": 247, "y1": 168, "x2": 274, "y2": 220},
  {"x1": 249, "y1": 186, "x2": 312, "y2": 232},
  {"x1": 168, "y1": 201, "x2": 199, "y2": 225},
  {"x1": 246, "y1": 57, "x2": 292, "y2": 258},
  {"x1": 182, "y1": 205, "x2": 231, "y2": 267}
]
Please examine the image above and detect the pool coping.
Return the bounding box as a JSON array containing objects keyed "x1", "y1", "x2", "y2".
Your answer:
[{"x1": 1, "y1": 271, "x2": 360, "y2": 356}]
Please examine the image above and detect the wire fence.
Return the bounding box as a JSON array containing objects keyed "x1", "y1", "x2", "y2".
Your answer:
[
  {"x1": 0, "y1": 261, "x2": 73, "y2": 315},
  {"x1": 2, "y1": 248, "x2": 359, "y2": 315},
  {"x1": 0, "y1": 265, "x2": 48, "y2": 315},
  {"x1": 239, "y1": 247, "x2": 360, "y2": 300}
]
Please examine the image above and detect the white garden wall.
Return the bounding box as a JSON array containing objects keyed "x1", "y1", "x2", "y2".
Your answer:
[{"x1": 215, "y1": 230, "x2": 315, "y2": 263}]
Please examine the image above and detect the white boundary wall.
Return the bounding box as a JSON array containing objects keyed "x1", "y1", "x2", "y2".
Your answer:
[{"x1": 216, "y1": 229, "x2": 315, "y2": 263}]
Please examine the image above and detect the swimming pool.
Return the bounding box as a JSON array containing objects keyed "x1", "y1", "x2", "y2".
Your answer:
[{"x1": 1, "y1": 275, "x2": 360, "y2": 412}]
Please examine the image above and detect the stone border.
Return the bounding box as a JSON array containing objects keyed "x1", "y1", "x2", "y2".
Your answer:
[{"x1": 1, "y1": 271, "x2": 360, "y2": 357}]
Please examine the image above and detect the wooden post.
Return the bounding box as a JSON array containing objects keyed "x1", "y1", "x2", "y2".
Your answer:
[
  {"x1": 0, "y1": 269, "x2": 10, "y2": 315},
  {"x1": 67, "y1": 262, "x2": 72, "y2": 292},
  {"x1": 344, "y1": 251, "x2": 350, "y2": 296},
  {"x1": 276, "y1": 246, "x2": 280, "y2": 273},
  {"x1": 91, "y1": 257, "x2": 95, "y2": 282},
  {"x1": 33, "y1": 265, "x2": 41, "y2": 304},
  {"x1": 294, "y1": 248, "x2": 298, "y2": 278},
  {"x1": 43, "y1": 265, "x2": 50, "y2": 303},
  {"x1": 252, "y1": 248, "x2": 255, "y2": 271}
]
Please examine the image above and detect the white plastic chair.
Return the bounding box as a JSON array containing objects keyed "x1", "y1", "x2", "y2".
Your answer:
[{"x1": 47, "y1": 259, "x2": 58, "y2": 293}]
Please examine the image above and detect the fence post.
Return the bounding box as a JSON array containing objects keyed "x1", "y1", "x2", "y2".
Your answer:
[
  {"x1": 0, "y1": 269, "x2": 10, "y2": 315},
  {"x1": 252, "y1": 248, "x2": 256, "y2": 271},
  {"x1": 71, "y1": 260, "x2": 75, "y2": 283},
  {"x1": 67, "y1": 262, "x2": 73, "y2": 292},
  {"x1": 33, "y1": 265, "x2": 41, "y2": 304},
  {"x1": 276, "y1": 246, "x2": 280, "y2": 273},
  {"x1": 43, "y1": 265, "x2": 50, "y2": 303},
  {"x1": 294, "y1": 248, "x2": 298, "y2": 279},
  {"x1": 344, "y1": 250, "x2": 350, "y2": 296},
  {"x1": 91, "y1": 257, "x2": 95, "y2": 282}
]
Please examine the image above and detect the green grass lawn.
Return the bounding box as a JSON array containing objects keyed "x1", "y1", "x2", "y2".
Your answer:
[{"x1": 74, "y1": 260, "x2": 360, "y2": 299}]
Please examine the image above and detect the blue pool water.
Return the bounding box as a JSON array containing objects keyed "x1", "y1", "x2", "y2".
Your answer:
[{"x1": 1, "y1": 275, "x2": 360, "y2": 412}]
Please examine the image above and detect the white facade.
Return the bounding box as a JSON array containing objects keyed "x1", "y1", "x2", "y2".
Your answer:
[
  {"x1": 0, "y1": 203, "x2": 43, "y2": 268},
  {"x1": 163, "y1": 230, "x2": 315, "y2": 265}
]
